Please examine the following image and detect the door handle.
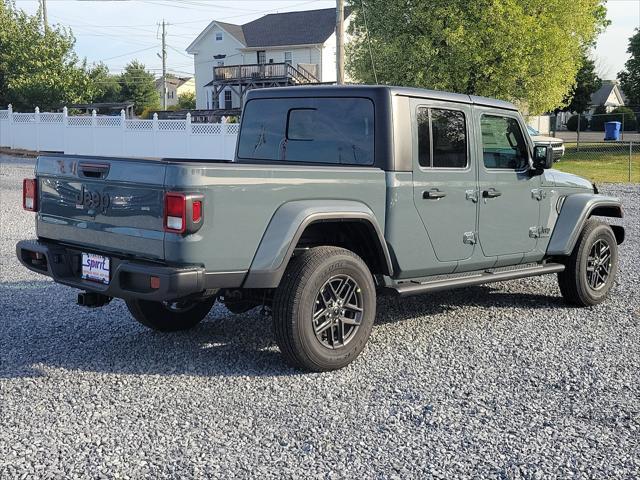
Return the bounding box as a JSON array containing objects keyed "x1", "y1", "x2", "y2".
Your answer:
[
  {"x1": 423, "y1": 189, "x2": 447, "y2": 200},
  {"x1": 79, "y1": 162, "x2": 110, "y2": 179},
  {"x1": 482, "y1": 188, "x2": 502, "y2": 199}
]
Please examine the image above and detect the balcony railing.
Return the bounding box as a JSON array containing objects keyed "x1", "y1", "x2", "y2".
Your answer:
[{"x1": 213, "y1": 62, "x2": 318, "y2": 84}]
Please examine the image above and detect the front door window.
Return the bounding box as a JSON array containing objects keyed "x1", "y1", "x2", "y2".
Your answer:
[{"x1": 480, "y1": 115, "x2": 529, "y2": 170}]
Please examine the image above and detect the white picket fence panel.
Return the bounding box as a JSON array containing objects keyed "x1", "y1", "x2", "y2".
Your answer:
[{"x1": 0, "y1": 105, "x2": 238, "y2": 160}]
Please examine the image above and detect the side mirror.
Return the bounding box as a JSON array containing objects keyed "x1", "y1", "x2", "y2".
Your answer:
[{"x1": 532, "y1": 145, "x2": 554, "y2": 170}]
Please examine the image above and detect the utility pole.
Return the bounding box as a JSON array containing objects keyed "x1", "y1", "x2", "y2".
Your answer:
[
  {"x1": 161, "y1": 20, "x2": 168, "y2": 110},
  {"x1": 336, "y1": 0, "x2": 345, "y2": 85},
  {"x1": 41, "y1": 0, "x2": 48, "y2": 32}
]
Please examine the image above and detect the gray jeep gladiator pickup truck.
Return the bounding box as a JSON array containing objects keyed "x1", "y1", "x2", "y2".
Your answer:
[{"x1": 17, "y1": 86, "x2": 624, "y2": 371}]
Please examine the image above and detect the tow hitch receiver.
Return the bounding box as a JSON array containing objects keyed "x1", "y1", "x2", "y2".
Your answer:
[{"x1": 77, "y1": 292, "x2": 112, "y2": 308}]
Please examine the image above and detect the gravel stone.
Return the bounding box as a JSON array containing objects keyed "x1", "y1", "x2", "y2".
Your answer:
[{"x1": 1, "y1": 153, "x2": 639, "y2": 478}]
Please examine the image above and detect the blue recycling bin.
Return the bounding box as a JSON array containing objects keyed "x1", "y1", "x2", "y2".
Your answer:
[{"x1": 604, "y1": 121, "x2": 621, "y2": 141}]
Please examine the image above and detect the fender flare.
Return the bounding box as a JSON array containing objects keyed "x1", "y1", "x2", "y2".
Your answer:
[
  {"x1": 243, "y1": 200, "x2": 393, "y2": 289},
  {"x1": 547, "y1": 193, "x2": 624, "y2": 256}
]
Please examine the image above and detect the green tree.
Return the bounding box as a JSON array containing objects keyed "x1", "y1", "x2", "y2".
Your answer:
[
  {"x1": 87, "y1": 63, "x2": 122, "y2": 103},
  {"x1": 0, "y1": 0, "x2": 92, "y2": 110},
  {"x1": 618, "y1": 29, "x2": 640, "y2": 107},
  {"x1": 563, "y1": 52, "x2": 602, "y2": 113},
  {"x1": 347, "y1": 0, "x2": 609, "y2": 114},
  {"x1": 177, "y1": 91, "x2": 196, "y2": 110},
  {"x1": 120, "y1": 60, "x2": 160, "y2": 115}
]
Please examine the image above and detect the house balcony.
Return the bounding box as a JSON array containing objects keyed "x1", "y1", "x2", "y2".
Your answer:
[{"x1": 212, "y1": 62, "x2": 319, "y2": 85}]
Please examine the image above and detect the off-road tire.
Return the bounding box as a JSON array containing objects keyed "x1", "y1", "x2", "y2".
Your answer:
[
  {"x1": 272, "y1": 246, "x2": 377, "y2": 372},
  {"x1": 558, "y1": 219, "x2": 618, "y2": 306},
  {"x1": 126, "y1": 297, "x2": 216, "y2": 332}
]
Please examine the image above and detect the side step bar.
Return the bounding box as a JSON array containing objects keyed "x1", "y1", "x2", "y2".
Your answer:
[{"x1": 388, "y1": 263, "x2": 565, "y2": 297}]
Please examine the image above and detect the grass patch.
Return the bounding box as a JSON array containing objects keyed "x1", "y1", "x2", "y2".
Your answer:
[{"x1": 553, "y1": 143, "x2": 639, "y2": 183}]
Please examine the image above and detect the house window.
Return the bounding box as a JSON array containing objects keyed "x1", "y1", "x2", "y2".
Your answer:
[
  {"x1": 257, "y1": 50, "x2": 266, "y2": 64},
  {"x1": 284, "y1": 51, "x2": 292, "y2": 65},
  {"x1": 215, "y1": 32, "x2": 223, "y2": 41},
  {"x1": 224, "y1": 90, "x2": 233, "y2": 110}
]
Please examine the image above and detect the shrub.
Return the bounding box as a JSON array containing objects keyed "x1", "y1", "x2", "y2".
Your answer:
[
  {"x1": 611, "y1": 106, "x2": 638, "y2": 131},
  {"x1": 139, "y1": 107, "x2": 154, "y2": 119},
  {"x1": 589, "y1": 105, "x2": 608, "y2": 131},
  {"x1": 177, "y1": 92, "x2": 196, "y2": 110},
  {"x1": 566, "y1": 114, "x2": 589, "y2": 132},
  {"x1": 590, "y1": 106, "x2": 637, "y2": 131}
]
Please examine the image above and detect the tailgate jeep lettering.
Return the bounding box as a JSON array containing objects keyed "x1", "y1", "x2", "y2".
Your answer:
[{"x1": 75, "y1": 185, "x2": 110, "y2": 211}]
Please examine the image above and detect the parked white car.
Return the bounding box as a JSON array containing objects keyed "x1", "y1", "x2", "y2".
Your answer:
[{"x1": 527, "y1": 125, "x2": 565, "y2": 161}]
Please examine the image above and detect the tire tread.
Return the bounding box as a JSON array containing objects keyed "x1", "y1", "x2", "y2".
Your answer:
[
  {"x1": 558, "y1": 219, "x2": 617, "y2": 306},
  {"x1": 273, "y1": 246, "x2": 375, "y2": 371}
]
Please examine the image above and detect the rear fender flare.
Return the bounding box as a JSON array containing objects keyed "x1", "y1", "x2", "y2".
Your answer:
[
  {"x1": 547, "y1": 193, "x2": 624, "y2": 256},
  {"x1": 243, "y1": 200, "x2": 393, "y2": 289}
]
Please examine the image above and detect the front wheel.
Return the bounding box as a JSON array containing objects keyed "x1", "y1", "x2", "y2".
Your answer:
[
  {"x1": 126, "y1": 297, "x2": 216, "y2": 332},
  {"x1": 558, "y1": 219, "x2": 618, "y2": 306},
  {"x1": 272, "y1": 246, "x2": 377, "y2": 372}
]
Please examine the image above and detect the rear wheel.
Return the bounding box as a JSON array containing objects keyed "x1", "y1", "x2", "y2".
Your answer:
[
  {"x1": 272, "y1": 246, "x2": 376, "y2": 372},
  {"x1": 126, "y1": 297, "x2": 216, "y2": 332},
  {"x1": 558, "y1": 219, "x2": 618, "y2": 306}
]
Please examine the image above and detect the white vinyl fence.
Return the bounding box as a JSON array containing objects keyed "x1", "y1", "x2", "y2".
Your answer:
[
  {"x1": 0, "y1": 105, "x2": 239, "y2": 160},
  {"x1": 525, "y1": 115, "x2": 552, "y2": 135}
]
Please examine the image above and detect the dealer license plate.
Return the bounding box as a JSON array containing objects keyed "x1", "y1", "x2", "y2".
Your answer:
[{"x1": 81, "y1": 253, "x2": 110, "y2": 284}]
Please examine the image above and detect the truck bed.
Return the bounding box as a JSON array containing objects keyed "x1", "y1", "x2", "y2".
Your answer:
[{"x1": 34, "y1": 153, "x2": 387, "y2": 269}]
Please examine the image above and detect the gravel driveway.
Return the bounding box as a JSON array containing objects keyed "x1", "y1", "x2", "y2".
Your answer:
[{"x1": 1, "y1": 154, "x2": 639, "y2": 479}]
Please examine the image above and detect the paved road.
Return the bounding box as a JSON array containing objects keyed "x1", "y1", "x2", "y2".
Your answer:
[
  {"x1": 553, "y1": 131, "x2": 640, "y2": 143},
  {"x1": 1, "y1": 154, "x2": 639, "y2": 478}
]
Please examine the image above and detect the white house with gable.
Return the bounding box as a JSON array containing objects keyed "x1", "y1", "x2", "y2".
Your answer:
[{"x1": 186, "y1": 8, "x2": 351, "y2": 110}]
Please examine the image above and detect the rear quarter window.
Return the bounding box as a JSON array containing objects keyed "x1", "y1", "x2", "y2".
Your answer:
[{"x1": 237, "y1": 97, "x2": 375, "y2": 165}]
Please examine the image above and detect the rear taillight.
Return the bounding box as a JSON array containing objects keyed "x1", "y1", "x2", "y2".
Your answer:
[
  {"x1": 164, "y1": 193, "x2": 186, "y2": 233},
  {"x1": 23, "y1": 178, "x2": 38, "y2": 211},
  {"x1": 164, "y1": 192, "x2": 204, "y2": 234},
  {"x1": 192, "y1": 200, "x2": 202, "y2": 223}
]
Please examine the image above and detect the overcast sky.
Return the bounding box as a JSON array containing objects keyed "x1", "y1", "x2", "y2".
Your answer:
[{"x1": 14, "y1": 0, "x2": 640, "y2": 81}]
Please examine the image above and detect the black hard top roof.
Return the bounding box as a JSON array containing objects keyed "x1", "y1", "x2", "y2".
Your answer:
[{"x1": 246, "y1": 85, "x2": 518, "y2": 111}]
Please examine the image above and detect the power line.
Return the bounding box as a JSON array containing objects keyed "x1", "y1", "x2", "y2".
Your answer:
[
  {"x1": 99, "y1": 46, "x2": 157, "y2": 62},
  {"x1": 167, "y1": 44, "x2": 192, "y2": 59}
]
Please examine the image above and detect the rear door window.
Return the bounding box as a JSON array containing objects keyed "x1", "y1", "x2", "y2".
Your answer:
[
  {"x1": 417, "y1": 107, "x2": 468, "y2": 168},
  {"x1": 237, "y1": 98, "x2": 375, "y2": 165}
]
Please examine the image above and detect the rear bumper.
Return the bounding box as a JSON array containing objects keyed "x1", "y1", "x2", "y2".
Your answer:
[{"x1": 16, "y1": 240, "x2": 245, "y2": 302}]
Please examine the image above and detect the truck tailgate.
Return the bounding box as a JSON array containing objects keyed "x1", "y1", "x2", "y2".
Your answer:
[{"x1": 36, "y1": 155, "x2": 166, "y2": 260}]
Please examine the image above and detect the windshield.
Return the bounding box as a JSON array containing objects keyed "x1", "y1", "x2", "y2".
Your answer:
[
  {"x1": 527, "y1": 125, "x2": 540, "y2": 136},
  {"x1": 237, "y1": 97, "x2": 375, "y2": 165}
]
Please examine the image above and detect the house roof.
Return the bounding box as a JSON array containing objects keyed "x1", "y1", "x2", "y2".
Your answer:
[
  {"x1": 187, "y1": 7, "x2": 349, "y2": 53},
  {"x1": 155, "y1": 76, "x2": 192, "y2": 89},
  {"x1": 242, "y1": 7, "x2": 349, "y2": 47},
  {"x1": 590, "y1": 81, "x2": 625, "y2": 106},
  {"x1": 215, "y1": 20, "x2": 246, "y2": 45}
]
